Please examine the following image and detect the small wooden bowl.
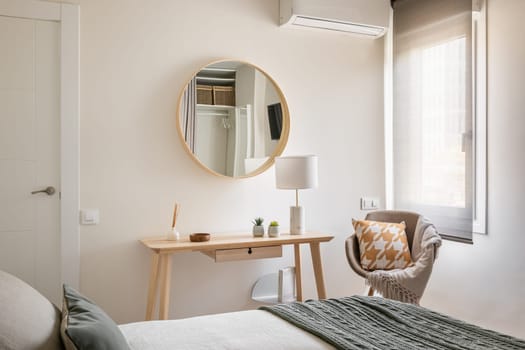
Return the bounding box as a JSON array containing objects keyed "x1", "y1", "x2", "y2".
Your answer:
[{"x1": 189, "y1": 233, "x2": 211, "y2": 242}]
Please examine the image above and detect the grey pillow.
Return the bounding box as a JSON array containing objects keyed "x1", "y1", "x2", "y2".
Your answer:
[
  {"x1": 0, "y1": 270, "x2": 63, "y2": 350},
  {"x1": 61, "y1": 284, "x2": 130, "y2": 350}
]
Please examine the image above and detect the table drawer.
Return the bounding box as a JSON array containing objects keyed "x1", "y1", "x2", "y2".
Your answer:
[{"x1": 205, "y1": 245, "x2": 282, "y2": 262}]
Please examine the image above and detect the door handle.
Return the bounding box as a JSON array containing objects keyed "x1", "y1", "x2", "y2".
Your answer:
[{"x1": 31, "y1": 186, "x2": 56, "y2": 196}]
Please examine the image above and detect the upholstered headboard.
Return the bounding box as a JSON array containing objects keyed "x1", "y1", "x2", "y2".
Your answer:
[{"x1": 0, "y1": 270, "x2": 64, "y2": 350}]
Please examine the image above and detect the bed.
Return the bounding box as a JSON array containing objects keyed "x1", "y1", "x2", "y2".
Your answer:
[
  {"x1": 120, "y1": 310, "x2": 332, "y2": 350},
  {"x1": 1, "y1": 269, "x2": 524, "y2": 350}
]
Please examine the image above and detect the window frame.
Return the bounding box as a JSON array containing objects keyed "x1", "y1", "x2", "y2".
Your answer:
[
  {"x1": 471, "y1": 0, "x2": 487, "y2": 235},
  {"x1": 384, "y1": 0, "x2": 487, "y2": 239}
]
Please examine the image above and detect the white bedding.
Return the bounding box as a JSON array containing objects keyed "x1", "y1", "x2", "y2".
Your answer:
[{"x1": 119, "y1": 310, "x2": 334, "y2": 350}]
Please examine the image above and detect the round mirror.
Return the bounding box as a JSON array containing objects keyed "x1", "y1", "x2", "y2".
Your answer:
[{"x1": 177, "y1": 60, "x2": 290, "y2": 178}]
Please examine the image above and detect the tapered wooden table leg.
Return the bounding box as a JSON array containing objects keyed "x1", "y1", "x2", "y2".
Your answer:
[
  {"x1": 294, "y1": 243, "x2": 303, "y2": 302},
  {"x1": 158, "y1": 254, "x2": 172, "y2": 320},
  {"x1": 309, "y1": 242, "x2": 327, "y2": 299},
  {"x1": 145, "y1": 252, "x2": 160, "y2": 320}
]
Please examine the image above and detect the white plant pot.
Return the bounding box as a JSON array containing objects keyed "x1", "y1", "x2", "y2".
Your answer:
[
  {"x1": 253, "y1": 225, "x2": 265, "y2": 237},
  {"x1": 268, "y1": 225, "x2": 280, "y2": 237}
]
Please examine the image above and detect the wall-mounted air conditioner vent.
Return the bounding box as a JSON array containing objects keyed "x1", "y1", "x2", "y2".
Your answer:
[{"x1": 280, "y1": 0, "x2": 390, "y2": 39}]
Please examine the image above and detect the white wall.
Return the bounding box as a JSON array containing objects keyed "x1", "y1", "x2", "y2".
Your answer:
[
  {"x1": 421, "y1": 0, "x2": 525, "y2": 338},
  {"x1": 77, "y1": 0, "x2": 524, "y2": 339},
  {"x1": 78, "y1": 0, "x2": 385, "y2": 324}
]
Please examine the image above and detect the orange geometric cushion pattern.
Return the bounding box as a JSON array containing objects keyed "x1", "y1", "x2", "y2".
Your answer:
[{"x1": 352, "y1": 219, "x2": 413, "y2": 271}]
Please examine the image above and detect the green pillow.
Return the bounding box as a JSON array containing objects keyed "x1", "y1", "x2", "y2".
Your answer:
[{"x1": 61, "y1": 285, "x2": 130, "y2": 350}]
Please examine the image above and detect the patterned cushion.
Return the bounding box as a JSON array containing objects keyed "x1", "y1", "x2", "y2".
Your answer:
[{"x1": 352, "y1": 219, "x2": 413, "y2": 271}]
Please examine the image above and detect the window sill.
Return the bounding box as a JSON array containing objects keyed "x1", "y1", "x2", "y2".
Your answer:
[{"x1": 439, "y1": 233, "x2": 473, "y2": 245}]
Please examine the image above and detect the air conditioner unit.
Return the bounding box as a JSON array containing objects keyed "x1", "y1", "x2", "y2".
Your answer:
[{"x1": 279, "y1": 0, "x2": 390, "y2": 38}]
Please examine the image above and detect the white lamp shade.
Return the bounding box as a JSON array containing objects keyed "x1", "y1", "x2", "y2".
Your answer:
[{"x1": 275, "y1": 155, "x2": 318, "y2": 189}]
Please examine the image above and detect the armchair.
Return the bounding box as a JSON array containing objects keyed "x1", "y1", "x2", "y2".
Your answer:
[{"x1": 345, "y1": 210, "x2": 441, "y2": 304}]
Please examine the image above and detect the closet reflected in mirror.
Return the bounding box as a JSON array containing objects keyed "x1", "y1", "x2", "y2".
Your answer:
[{"x1": 177, "y1": 60, "x2": 289, "y2": 178}]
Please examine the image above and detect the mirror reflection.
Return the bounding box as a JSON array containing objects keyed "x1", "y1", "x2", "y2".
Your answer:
[{"x1": 178, "y1": 60, "x2": 289, "y2": 178}]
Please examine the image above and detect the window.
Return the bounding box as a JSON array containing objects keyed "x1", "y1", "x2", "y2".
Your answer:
[{"x1": 386, "y1": 0, "x2": 486, "y2": 243}]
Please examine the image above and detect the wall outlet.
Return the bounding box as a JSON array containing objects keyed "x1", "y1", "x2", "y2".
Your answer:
[{"x1": 361, "y1": 197, "x2": 379, "y2": 210}]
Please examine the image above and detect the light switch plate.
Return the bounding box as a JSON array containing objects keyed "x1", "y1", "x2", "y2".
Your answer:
[
  {"x1": 80, "y1": 209, "x2": 100, "y2": 225},
  {"x1": 361, "y1": 197, "x2": 379, "y2": 210}
]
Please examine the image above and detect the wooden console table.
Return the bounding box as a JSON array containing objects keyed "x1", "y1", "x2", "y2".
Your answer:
[{"x1": 140, "y1": 232, "x2": 334, "y2": 320}]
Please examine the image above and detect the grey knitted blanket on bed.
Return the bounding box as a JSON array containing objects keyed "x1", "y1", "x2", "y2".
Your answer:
[{"x1": 260, "y1": 296, "x2": 525, "y2": 350}]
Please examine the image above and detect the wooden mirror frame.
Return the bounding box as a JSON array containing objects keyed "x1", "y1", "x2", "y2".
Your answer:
[{"x1": 176, "y1": 59, "x2": 290, "y2": 179}]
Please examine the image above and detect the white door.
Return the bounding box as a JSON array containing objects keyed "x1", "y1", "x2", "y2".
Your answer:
[{"x1": 0, "y1": 15, "x2": 61, "y2": 305}]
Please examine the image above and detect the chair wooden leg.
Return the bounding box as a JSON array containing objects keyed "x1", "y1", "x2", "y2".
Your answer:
[{"x1": 367, "y1": 286, "x2": 374, "y2": 296}]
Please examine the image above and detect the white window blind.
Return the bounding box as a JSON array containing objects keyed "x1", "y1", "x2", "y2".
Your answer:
[{"x1": 393, "y1": 0, "x2": 474, "y2": 242}]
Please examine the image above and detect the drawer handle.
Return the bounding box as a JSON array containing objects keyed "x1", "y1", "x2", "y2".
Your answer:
[{"x1": 248, "y1": 248, "x2": 252, "y2": 254}]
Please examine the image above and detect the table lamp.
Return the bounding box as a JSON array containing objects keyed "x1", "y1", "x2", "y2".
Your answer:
[{"x1": 275, "y1": 155, "x2": 318, "y2": 234}]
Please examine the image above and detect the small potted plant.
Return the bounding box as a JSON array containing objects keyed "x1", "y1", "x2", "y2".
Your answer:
[
  {"x1": 268, "y1": 221, "x2": 280, "y2": 237},
  {"x1": 252, "y1": 217, "x2": 265, "y2": 237}
]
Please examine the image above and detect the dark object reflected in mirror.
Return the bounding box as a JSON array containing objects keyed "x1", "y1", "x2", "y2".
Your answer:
[
  {"x1": 177, "y1": 60, "x2": 290, "y2": 178},
  {"x1": 267, "y1": 103, "x2": 283, "y2": 141}
]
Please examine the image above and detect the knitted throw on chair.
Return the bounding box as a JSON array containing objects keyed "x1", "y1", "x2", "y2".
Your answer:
[{"x1": 366, "y1": 216, "x2": 442, "y2": 304}]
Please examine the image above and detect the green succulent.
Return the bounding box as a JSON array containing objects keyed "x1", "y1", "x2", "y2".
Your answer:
[
  {"x1": 252, "y1": 217, "x2": 264, "y2": 226},
  {"x1": 269, "y1": 221, "x2": 279, "y2": 226}
]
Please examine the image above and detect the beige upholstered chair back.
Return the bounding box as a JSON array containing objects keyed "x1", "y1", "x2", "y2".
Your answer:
[{"x1": 346, "y1": 210, "x2": 422, "y2": 278}]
